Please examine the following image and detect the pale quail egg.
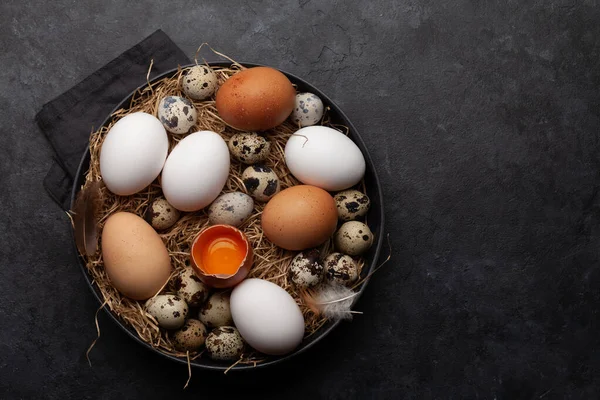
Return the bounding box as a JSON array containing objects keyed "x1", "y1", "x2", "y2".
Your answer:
[
  {"x1": 324, "y1": 252, "x2": 359, "y2": 286},
  {"x1": 242, "y1": 165, "x2": 280, "y2": 202},
  {"x1": 157, "y1": 96, "x2": 197, "y2": 134},
  {"x1": 145, "y1": 294, "x2": 189, "y2": 330},
  {"x1": 145, "y1": 197, "x2": 180, "y2": 230},
  {"x1": 290, "y1": 92, "x2": 324, "y2": 127},
  {"x1": 334, "y1": 190, "x2": 370, "y2": 221},
  {"x1": 289, "y1": 249, "x2": 324, "y2": 289},
  {"x1": 182, "y1": 65, "x2": 218, "y2": 100},
  {"x1": 174, "y1": 267, "x2": 210, "y2": 307},
  {"x1": 205, "y1": 326, "x2": 245, "y2": 361},
  {"x1": 228, "y1": 132, "x2": 271, "y2": 164},
  {"x1": 199, "y1": 292, "x2": 233, "y2": 328},
  {"x1": 208, "y1": 192, "x2": 254, "y2": 227},
  {"x1": 172, "y1": 319, "x2": 207, "y2": 352},
  {"x1": 334, "y1": 221, "x2": 374, "y2": 256}
]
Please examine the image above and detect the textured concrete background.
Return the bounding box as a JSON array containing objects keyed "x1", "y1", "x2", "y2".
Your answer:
[{"x1": 2, "y1": 0, "x2": 600, "y2": 398}]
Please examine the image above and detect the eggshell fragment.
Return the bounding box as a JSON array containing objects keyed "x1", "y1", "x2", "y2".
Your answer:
[
  {"x1": 145, "y1": 294, "x2": 188, "y2": 330},
  {"x1": 102, "y1": 212, "x2": 172, "y2": 300},
  {"x1": 261, "y1": 185, "x2": 338, "y2": 251},
  {"x1": 334, "y1": 221, "x2": 374, "y2": 256},
  {"x1": 205, "y1": 326, "x2": 245, "y2": 361},
  {"x1": 216, "y1": 67, "x2": 296, "y2": 131}
]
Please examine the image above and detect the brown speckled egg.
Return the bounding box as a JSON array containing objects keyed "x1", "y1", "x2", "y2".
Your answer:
[
  {"x1": 174, "y1": 267, "x2": 210, "y2": 307},
  {"x1": 242, "y1": 165, "x2": 280, "y2": 202},
  {"x1": 334, "y1": 221, "x2": 374, "y2": 256},
  {"x1": 158, "y1": 96, "x2": 197, "y2": 134},
  {"x1": 145, "y1": 294, "x2": 188, "y2": 330},
  {"x1": 228, "y1": 132, "x2": 271, "y2": 164},
  {"x1": 324, "y1": 252, "x2": 359, "y2": 286},
  {"x1": 289, "y1": 249, "x2": 324, "y2": 289},
  {"x1": 205, "y1": 326, "x2": 245, "y2": 361},
  {"x1": 145, "y1": 197, "x2": 180, "y2": 230},
  {"x1": 334, "y1": 190, "x2": 370, "y2": 221},
  {"x1": 182, "y1": 65, "x2": 218, "y2": 100},
  {"x1": 261, "y1": 185, "x2": 338, "y2": 251},
  {"x1": 173, "y1": 319, "x2": 207, "y2": 352},
  {"x1": 208, "y1": 192, "x2": 254, "y2": 227},
  {"x1": 199, "y1": 292, "x2": 233, "y2": 328},
  {"x1": 216, "y1": 67, "x2": 296, "y2": 131}
]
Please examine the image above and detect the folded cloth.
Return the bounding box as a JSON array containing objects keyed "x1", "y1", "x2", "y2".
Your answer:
[{"x1": 36, "y1": 29, "x2": 191, "y2": 210}]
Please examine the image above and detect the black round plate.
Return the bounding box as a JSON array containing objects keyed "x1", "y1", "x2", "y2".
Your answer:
[{"x1": 70, "y1": 62, "x2": 385, "y2": 371}]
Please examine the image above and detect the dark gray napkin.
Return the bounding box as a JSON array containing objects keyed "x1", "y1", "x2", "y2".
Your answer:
[{"x1": 36, "y1": 29, "x2": 191, "y2": 210}]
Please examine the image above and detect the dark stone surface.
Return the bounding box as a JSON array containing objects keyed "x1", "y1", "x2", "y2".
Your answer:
[{"x1": 2, "y1": 1, "x2": 600, "y2": 398}]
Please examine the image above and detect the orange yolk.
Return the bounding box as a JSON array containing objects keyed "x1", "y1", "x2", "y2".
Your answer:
[{"x1": 193, "y1": 230, "x2": 246, "y2": 275}]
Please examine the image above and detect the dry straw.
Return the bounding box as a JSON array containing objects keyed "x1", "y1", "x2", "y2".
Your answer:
[{"x1": 76, "y1": 58, "x2": 368, "y2": 367}]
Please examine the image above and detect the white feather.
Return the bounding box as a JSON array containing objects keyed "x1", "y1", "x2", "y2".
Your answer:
[{"x1": 308, "y1": 284, "x2": 359, "y2": 321}]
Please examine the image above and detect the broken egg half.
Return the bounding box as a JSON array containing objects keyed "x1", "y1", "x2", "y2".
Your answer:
[{"x1": 190, "y1": 224, "x2": 253, "y2": 288}]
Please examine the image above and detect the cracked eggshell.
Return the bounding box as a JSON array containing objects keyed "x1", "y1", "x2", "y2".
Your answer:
[
  {"x1": 208, "y1": 192, "x2": 254, "y2": 227},
  {"x1": 242, "y1": 165, "x2": 280, "y2": 202},
  {"x1": 290, "y1": 92, "x2": 324, "y2": 127},
  {"x1": 199, "y1": 292, "x2": 233, "y2": 328},
  {"x1": 228, "y1": 132, "x2": 271, "y2": 164},
  {"x1": 144, "y1": 197, "x2": 180, "y2": 230},
  {"x1": 173, "y1": 319, "x2": 207, "y2": 352},
  {"x1": 182, "y1": 65, "x2": 218, "y2": 100},
  {"x1": 289, "y1": 249, "x2": 324, "y2": 289},
  {"x1": 145, "y1": 294, "x2": 188, "y2": 330},
  {"x1": 174, "y1": 267, "x2": 210, "y2": 307},
  {"x1": 334, "y1": 190, "x2": 370, "y2": 221},
  {"x1": 324, "y1": 252, "x2": 359, "y2": 286},
  {"x1": 205, "y1": 326, "x2": 245, "y2": 361},
  {"x1": 158, "y1": 96, "x2": 197, "y2": 134},
  {"x1": 334, "y1": 221, "x2": 374, "y2": 256}
]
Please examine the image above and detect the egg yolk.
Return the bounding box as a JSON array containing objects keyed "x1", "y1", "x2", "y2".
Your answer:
[{"x1": 193, "y1": 230, "x2": 246, "y2": 275}]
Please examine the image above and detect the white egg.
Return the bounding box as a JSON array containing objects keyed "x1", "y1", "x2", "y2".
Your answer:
[
  {"x1": 100, "y1": 112, "x2": 168, "y2": 195},
  {"x1": 230, "y1": 279, "x2": 304, "y2": 356},
  {"x1": 290, "y1": 93, "x2": 324, "y2": 127},
  {"x1": 161, "y1": 131, "x2": 230, "y2": 212},
  {"x1": 284, "y1": 126, "x2": 366, "y2": 191}
]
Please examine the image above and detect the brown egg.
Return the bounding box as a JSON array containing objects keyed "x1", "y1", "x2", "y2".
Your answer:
[
  {"x1": 261, "y1": 185, "x2": 338, "y2": 250},
  {"x1": 101, "y1": 212, "x2": 172, "y2": 300},
  {"x1": 215, "y1": 67, "x2": 296, "y2": 131}
]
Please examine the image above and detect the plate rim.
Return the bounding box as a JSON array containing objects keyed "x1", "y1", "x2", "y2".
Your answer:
[{"x1": 70, "y1": 61, "x2": 386, "y2": 371}]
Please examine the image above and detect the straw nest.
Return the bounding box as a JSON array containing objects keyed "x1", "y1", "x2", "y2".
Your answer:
[{"x1": 75, "y1": 60, "x2": 366, "y2": 366}]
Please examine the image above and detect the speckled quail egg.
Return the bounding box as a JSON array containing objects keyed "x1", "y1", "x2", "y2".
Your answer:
[
  {"x1": 324, "y1": 252, "x2": 359, "y2": 286},
  {"x1": 174, "y1": 267, "x2": 210, "y2": 307},
  {"x1": 334, "y1": 221, "x2": 374, "y2": 256},
  {"x1": 290, "y1": 92, "x2": 324, "y2": 127},
  {"x1": 289, "y1": 249, "x2": 324, "y2": 289},
  {"x1": 144, "y1": 197, "x2": 181, "y2": 230},
  {"x1": 157, "y1": 96, "x2": 197, "y2": 134},
  {"x1": 145, "y1": 294, "x2": 189, "y2": 330},
  {"x1": 334, "y1": 190, "x2": 370, "y2": 221},
  {"x1": 228, "y1": 132, "x2": 271, "y2": 164},
  {"x1": 172, "y1": 319, "x2": 207, "y2": 352},
  {"x1": 205, "y1": 326, "x2": 245, "y2": 361},
  {"x1": 242, "y1": 165, "x2": 280, "y2": 202},
  {"x1": 199, "y1": 292, "x2": 233, "y2": 328},
  {"x1": 182, "y1": 65, "x2": 218, "y2": 100},
  {"x1": 208, "y1": 192, "x2": 254, "y2": 227}
]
